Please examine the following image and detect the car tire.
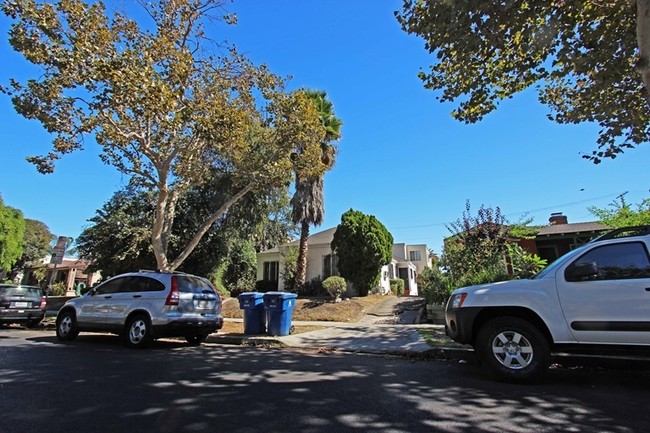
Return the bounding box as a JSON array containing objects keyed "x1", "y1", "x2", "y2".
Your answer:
[
  {"x1": 56, "y1": 310, "x2": 79, "y2": 341},
  {"x1": 25, "y1": 319, "x2": 42, "y2": 329},
  {"x1": 476, "y1": 316, "x2": 550, "y2": 383},
  {"x1": 125, "y1": 314, "x2": 153, "y2": 349},
  {"x1": 185, "y1": 334, "x2": 208, "y2": 346}
]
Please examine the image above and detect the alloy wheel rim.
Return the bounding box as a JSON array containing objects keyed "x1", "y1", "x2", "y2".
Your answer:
[
  {"x1": 491, "y1": 331, "x2": 534, "y2": 369},
  {"x1": 129, "y1": 319, "x2": 146, "y2": 343}
]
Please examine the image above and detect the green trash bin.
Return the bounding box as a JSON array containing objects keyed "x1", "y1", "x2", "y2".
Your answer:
[{"x1": 263, "y1": 292, "x2": 297, "y2": 336}]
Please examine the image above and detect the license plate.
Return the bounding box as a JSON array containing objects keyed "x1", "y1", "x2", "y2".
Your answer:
[
  {"x1": 197, "y1": 300, "x2": 210, "y2": 309},
  {"x1": 12, "y1": 302, "x2": 29, "y2": 308}
]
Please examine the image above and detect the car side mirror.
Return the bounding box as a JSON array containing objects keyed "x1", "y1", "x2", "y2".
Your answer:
[{"x1": 566, "y1": 262, "x2": 598, "y2": 281}]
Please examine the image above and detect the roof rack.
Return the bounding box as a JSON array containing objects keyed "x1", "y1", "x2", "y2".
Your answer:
[
  {"x1": 137, "y1": 269, "x2": 189, "y2": 275},
  {"x1": 593, "y1": 225, "x2": 650, "y2": 242}
]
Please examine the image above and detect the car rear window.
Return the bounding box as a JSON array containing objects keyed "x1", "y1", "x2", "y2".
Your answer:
[
  {"x1": 0, "y1": 286, "x2": 43, "y2": 297},
  {"x1": 174, "y1": 276, "x2": 215, "y2": 294}
]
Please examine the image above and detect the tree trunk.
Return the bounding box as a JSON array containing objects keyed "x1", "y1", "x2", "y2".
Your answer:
[
  {"x1": 637, "y1": 0, "x2": 650, "y2": 103},
  {"x1": 295, "y1": 221, "x2": 310, "y2": 289}
]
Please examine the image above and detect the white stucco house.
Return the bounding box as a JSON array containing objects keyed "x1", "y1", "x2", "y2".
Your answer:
[{"x1": 256, "y1": 227, "x2": 432, "y2": 296}]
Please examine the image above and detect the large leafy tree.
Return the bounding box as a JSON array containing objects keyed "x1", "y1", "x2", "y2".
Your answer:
[
  {"x1": 0, "y1": 195, "x2": 25, "y2": 273},
  {"x1": 76, "y1": 172, "x2": 295, "y2": 278},
  {"x1": 10, "y1": 218, "x2": 54, "y2": 279},
  {"x1": 2, "y1": 0, "x2": 326, "y2": 271},
  {"x1": 331, "y1": 209, "x2": 393, "y2": 296},
  {"x1": 291, "y1": 90, "x2": 342, "y2": 288},
  {"x1": 396, "y1": 1, "x2": 650, "y2": 162}
]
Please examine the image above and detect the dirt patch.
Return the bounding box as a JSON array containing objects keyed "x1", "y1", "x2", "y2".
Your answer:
[{"x1": 221, "y1": 294, "x2": 389, "y2": 322}]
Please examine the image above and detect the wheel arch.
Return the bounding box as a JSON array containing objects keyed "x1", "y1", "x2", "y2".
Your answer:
[
  {"x1": 57, "y1": 306, "x2": 77, "y2": 319},
  {"x1": 123, "y1": 309, "x2": 152, "y2": 332},
  {"x1": 472, "y1": 307, "x2": 553, "y2": 347}
]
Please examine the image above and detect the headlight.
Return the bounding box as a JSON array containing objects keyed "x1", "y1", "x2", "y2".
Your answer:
[{"x1": 449, "y1": 293, "x2": 467, "y2": 309}]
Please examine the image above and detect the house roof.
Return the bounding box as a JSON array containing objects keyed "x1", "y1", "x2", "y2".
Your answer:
[
  {"x1": 536, "y1": 221, "x2": 609, "y2": 237},
  {"x1": 258, "y1": 227, "x2": 338, "y2": 254}
]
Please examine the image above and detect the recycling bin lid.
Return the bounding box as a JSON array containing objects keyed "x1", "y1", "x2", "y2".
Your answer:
[
  {"x1": 263, "y1": 291, "x2": 297, "y2": 299},
  {"x1": 238, "y1": 292, "x2": 265, "y2": 300}
]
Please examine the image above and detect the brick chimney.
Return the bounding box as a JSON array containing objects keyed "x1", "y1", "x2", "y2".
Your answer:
[{"x1": 549, "y1": 212, "x2": 568, "y2": 225}]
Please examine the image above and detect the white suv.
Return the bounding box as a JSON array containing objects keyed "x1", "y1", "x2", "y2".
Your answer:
[
  {"x1": 445, "y1": 226, "x2": 650, "y2": 381},
  {"x1": 56, "y1": 271, "x2": 223, "y2": 348}
]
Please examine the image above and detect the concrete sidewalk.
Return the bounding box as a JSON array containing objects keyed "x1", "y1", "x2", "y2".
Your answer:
[{"x1": 208, "y1": 296, "x2": 474, "y2": 360}]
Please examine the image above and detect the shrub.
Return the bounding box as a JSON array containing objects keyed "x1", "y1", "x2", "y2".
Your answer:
[
  {"x1": 322, "y1": 276, "x2": 347, "y2": 299},
  {"x1": 297, "y1": 276, "x2": 325, "y2": 297},
  {"x1": 50, "y1": 282, "x2": 67, "y2": 296},
  {"x1": 389, "y1": 278, "x2": 404, "y2": 296},
  {"x1": 254, "y1": 280, "x2": 278, "y2": 293},
  {"x1": 419, "y1": 267, "x2": 454, "y2": 306}
]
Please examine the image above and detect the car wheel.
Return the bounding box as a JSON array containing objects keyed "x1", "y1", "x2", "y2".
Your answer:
[
  {"x1": 185, "y1": 334, "x2": 208, "y2": 346},
  {"x1": 126, "y1": 314, "x2": 153, "y2": 349},
  {"x1": 476, "y1": 316, "x2": 550, "y2": 383},
  {"x1": 56, "y1": 310, "x2": 79, "y2": 341}
]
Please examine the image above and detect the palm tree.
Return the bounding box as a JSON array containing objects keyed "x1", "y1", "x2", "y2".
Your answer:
[{"x1": 290, "y1": 90, "x2": 342, "y2": 289}]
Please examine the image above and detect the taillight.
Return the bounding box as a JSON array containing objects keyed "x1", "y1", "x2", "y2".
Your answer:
[
  {"x1": 39, "y1": 296, "x2": 47, "y2": 310},
  {"x1": 165, "y1": 276, "x2": 180, "y2": 306}
]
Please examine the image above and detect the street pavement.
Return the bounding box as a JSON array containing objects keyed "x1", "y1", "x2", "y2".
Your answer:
[{"x1": 208, "y1": 295, "x2": 474, "y2": 359}]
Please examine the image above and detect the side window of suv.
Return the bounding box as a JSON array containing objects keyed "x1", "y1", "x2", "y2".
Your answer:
[
  {"x1": 95, "y1": 277, "x2": 127, "y2": 295},
  {"x1": 566, "y1": 242, "x2": 650, "y2": 281}
]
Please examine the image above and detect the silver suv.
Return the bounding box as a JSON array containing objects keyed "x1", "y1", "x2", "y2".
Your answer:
[{"x1": 56, "y1": 271, "x2": 223, "y2": 348}]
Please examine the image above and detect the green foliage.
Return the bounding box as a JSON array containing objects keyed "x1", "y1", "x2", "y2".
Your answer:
[
  {"x1": 418, "y1": 267, "x2": 454, "y2": 306},
  {"x1": 0, "y1": 196, "x2": 25, "y2": 272},
  {"x1": 297, "y1": 276, "x2": 325, "y2": 297},
  {"x1": 77, "y1": 172, "x2": 295, "y2": 277},
  {"x1": 331, "y1": 209, "x2": 394, "y2": 296},
  {"x1": 322, "y1": 276, "x2": 347, "y2": 299},
  {"x1": 507, "y1": 244, "x2": 548, "y2": 279},
  {"x1": 2, "y1": 0, "x2": 326, "y2": 271},
  {"x1": 396, "y1": 1, "x2": 648, "y2": 163},
  {"x1": 220, "y1": 239, "x2": 257, "y2": 295},
  {"x1": 389, "y1": 278, "x2": 404, "y2": 296},
  {"x1": 11, "y1": 219, "x2": 54, "y2": 276},
  {"x1": 443, "y1": 201, "x2": 510, "y2": 282},
  {"x1": 254, "y1": 280, "x2": 278, "y2": 293},
  {"x1": 280, "y1": 246, "x2": 299, "y2": 292},
  {"x1": 50, "y1": 281, "x2": 67, "y2": 296},
  {"x1": 588, "y1": 195, "x2": 650, "y2": 228}
]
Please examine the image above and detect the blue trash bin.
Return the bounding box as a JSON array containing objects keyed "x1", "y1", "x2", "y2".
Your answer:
[
  {"x1": 238, "y1": 292, "x2": 266, "y2": 335},
  {"x1": 263, "y1": 292, "x2": 297, "y2": 336}
]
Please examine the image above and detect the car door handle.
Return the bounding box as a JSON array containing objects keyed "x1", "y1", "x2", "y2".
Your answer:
[
  {"x1": 646, "y1": 288, "x2": 650, "y2": 292},
  {"x1": 103, "y1": 296, "x2": 112, "y2": 299},
  {"x1": 132, "y1": 295, "x2": 142, "y2": 298}
]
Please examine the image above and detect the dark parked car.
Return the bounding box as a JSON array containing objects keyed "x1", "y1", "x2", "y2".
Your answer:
[{"x1": 0, "y1": 284, "x2": 47, "y2": 328}]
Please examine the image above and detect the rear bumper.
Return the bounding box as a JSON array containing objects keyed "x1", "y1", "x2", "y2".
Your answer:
[
  {"x1": 0, "y1": 309, "x2": 45, "y2": 324},
  {"x1": 152, "y1": 317, "x2": 223, "y2": 338}
]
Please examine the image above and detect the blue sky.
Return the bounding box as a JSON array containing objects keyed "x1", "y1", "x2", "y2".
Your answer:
[{"x1": 1, "y1": 0, "x2": 649, "y2": 254}]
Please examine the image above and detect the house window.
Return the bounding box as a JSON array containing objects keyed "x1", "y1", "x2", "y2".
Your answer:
[
  {"x1": 263, "y1": 261, "x2": 279, "y2": 282},
  {"x1": 409, "y1": 250, "x2": 421, "y2": 262},
  {"x1": 323, "y1": 254, "x2": 339, "y2": 278}
]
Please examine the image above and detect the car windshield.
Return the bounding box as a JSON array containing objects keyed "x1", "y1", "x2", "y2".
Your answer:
[
  {"x1": 533, "y1": 244, "x2": 589, "y2": 279},
  {"x1": 174, "y1": 276, "x2": 215, "y2": 294}
]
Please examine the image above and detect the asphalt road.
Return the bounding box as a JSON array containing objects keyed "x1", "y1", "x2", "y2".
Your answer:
[{"x1": 1, "y1": 328, "x2": 650, "y2": 433}]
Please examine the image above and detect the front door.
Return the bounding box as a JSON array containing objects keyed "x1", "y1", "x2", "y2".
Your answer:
[{"x1": 557, "y1": 241, "x2": 650, "y2": 345}]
